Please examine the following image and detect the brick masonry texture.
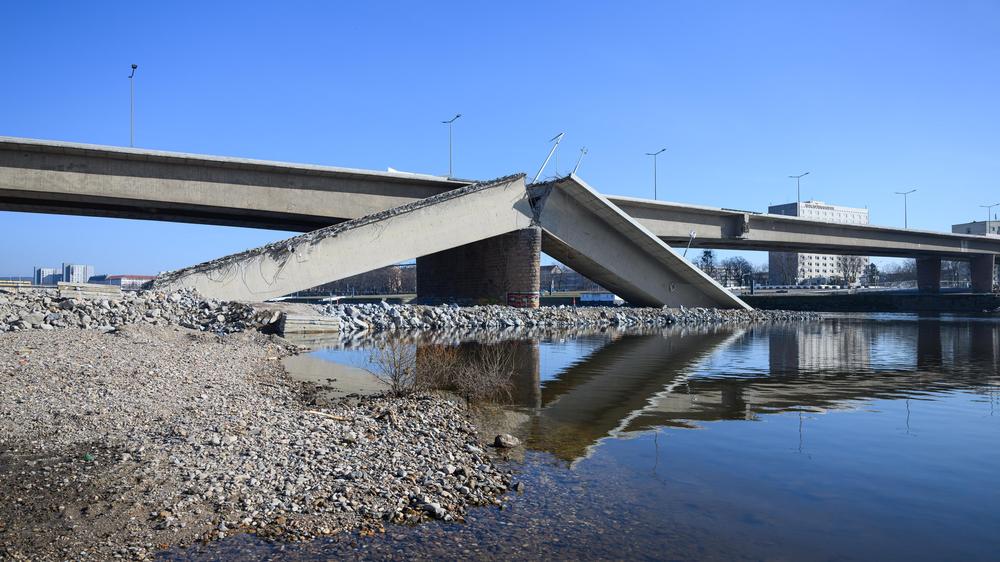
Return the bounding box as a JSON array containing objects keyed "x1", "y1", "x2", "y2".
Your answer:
[{"x1": 416, "y1": 228, "x2": 541, "y2": 307}]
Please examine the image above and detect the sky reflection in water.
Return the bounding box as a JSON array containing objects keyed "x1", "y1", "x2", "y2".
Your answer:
[{"x1": 168, "y1": 314, "x2": 1000, "y2": 561}]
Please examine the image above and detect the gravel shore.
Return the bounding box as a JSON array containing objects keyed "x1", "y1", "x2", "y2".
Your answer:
[
  {"x1": 0, "y1": 325, "x2": 512, "y2": 560},
  {"x1": 0, "y1": 288, "x2": 817, "y2": 559},
  {"x1": 324, "y1": 302, "x2": 819, "y2": 339}
]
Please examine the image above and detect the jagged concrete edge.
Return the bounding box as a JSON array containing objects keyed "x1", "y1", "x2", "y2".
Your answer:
[{"x1": 152, "y1": 173, "x2": 527, "y2": 288}]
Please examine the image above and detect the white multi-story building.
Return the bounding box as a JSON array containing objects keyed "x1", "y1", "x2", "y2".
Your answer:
[
  {"x1": 62, "y1": 263, "x2": 95, "y2": 284},
  {"x1": 768, "y1": 201, "x2": 870, "y2": 285},
  {"x1": 32, "y1": 267, "x2": 62, "y2": 285},
  {"x1": 952, "y1": 220, "x2": 1000, "y2": 237}
]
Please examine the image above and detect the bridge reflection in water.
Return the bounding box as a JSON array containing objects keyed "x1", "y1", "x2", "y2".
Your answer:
[{"x1": 445, "y1": 316, "x2": 1000, "y2": 463}]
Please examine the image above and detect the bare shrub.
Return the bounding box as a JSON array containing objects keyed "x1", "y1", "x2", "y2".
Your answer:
[
  {"x1": 368, "y1": 339, "x2": 418, "y2": 396},
  {"x1": 457, "y1": 342, "x2": 517, "y2": 404},
  {"x1": 372, "y1": 340, "x2": 519, "y2": 402},
  {"x1": 416, "y1": 344, "x2": 463, "y2": 389},
  {"x1": 418, "y1": 342, "x2": 517, "y2": 404}
]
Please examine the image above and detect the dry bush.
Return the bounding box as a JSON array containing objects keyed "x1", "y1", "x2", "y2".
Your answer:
[
  {"x1": 368, "y1": 339, "x2": 418, "y2": 396},
  {"x1": 416, "y1": 344, "x2": 463, "y2": 389},
  {"x1": 461, "y1": 342, "x2": 517, "y2": 403},
  {"x1": 423, "y1": 342, "x2": 517, "y2": 404},
  {"x1": 372, "y1": 340, "x2": 519, "y2": 402}
]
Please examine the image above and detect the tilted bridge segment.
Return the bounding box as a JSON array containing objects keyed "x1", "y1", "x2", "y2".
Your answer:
[
  {"x1": 1, "y1": 136, "x2": 997, "y2": 297},
  {"x1": 150, "y1": 174, "x2": 746, "y2": 309}
]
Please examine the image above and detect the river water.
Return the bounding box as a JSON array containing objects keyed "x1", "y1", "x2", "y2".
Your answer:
[{"x1": 173, "y1": 314, "x2": 1000, "y2": 561}]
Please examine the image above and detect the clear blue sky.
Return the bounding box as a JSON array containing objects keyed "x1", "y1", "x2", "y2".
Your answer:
[{"x1": 2, "y1": 1, "x2": 999, "y2": 276}]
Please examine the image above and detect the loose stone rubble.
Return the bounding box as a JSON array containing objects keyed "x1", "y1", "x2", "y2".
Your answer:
[
  {"x1": 323, "y1": 302, "x2": 819, "y2": 337},
  {"x1": 0, "y1": 287, "x2": 274, "y2": 333},
  {"x1": 0, "y1": 287, "x2": 817, "y2": 560},
  {"x1": 0, "y1": 325, "x2": 512, "y2": 560}
]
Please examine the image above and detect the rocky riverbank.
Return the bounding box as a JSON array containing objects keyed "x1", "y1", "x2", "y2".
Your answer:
[
  {"x1": 0, "y1": 287, "x2": 275, "y2": 334},
  {"x1": 322, "y1": 302, "x2": 819, "y2": 337},
  {"x1": 0, "y1": 325, "x2": 513, "y2": 560},
  {"x1": 2, "y1": 287, "x2": 818, "y2": 340},
  {"x1": 0, "y1": 288, "x2": 819, "y2": 559}
]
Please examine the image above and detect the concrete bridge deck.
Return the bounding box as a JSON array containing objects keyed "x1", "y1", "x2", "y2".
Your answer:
[
  {"x1": 4, "y1": 136, "x2": 999, "y2": 261},
  {"x1": 606, "y1": 196, "x2": 1000, "y2": 259},
  {"x1": 2, "y1": 136, "x2": 996, "y2": 296},
  {"x1": 153, "y1": 174, "x2": 748, "y2": 309},
  {"x1": 0, "y1": 136, "x2": 459, "y2": 231}
]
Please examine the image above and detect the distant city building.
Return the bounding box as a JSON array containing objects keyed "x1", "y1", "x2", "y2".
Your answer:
[
  {"x1": 767, "y1": 201, "x2": 870, "y2": 285},
  {"x1": 540, "y1": 264, "x2": 602, "y2": 293},
  {"x1": 89, "y1": 274, "x2": 157, "y2": 291},
  {"x1": 33, "y1": 267, "x2": 63, "y2": 285},
  {"x1": 62, "y1": 263, "x2": 95, "y2": 284},
  {"x1": 951, "y1": 220, "x2": 1000, "y2": 237}
]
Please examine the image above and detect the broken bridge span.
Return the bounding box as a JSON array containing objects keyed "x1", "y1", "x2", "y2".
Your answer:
[{"x1": 152, "y1": 174, "x2": 748, "y2": 309}]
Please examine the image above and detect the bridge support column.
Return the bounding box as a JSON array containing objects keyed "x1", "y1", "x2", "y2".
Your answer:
[
  {"x1": 916, "y1": 257, "x2": 941, "y2": 293},
  {"x1": 970, "y1": 254, "x2": 996, "y2": 293},
  {"x1": 416, "y1": 227, "x2": 541, "y2": 307}
]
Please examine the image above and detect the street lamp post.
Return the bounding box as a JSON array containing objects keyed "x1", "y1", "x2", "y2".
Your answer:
[
  {"x1": 531, "y1": 132, "x2": 565, "y2": 183},
  {"x1": 572, "y1": 147, "x2": 588, "y2": 175},
  {"x1": 441, "y1": 114, "x2": 461, "y2": 178},
  {"x1": 895, "y1": 189, "x2": 916, "y2": 229},
  {"x1": 788, "y1": 172, "x2": 809, "y2": 205},
  {"x1": 128, "y1": 64, "x2": 138, "y2": 147},
  {"x1": 980, "y1": 202, "x2": 999, "y2": 224},
  {"x1": 646, "y1": 148, "x2": 666, "y2": 200}
]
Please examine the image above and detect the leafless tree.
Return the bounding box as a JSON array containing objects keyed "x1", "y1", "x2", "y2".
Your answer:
[
  {"x1": 721, "y1": 256, "x2": 754, "y2": 286},
  {"x1": 369, "y1": 339, "x2": 418, "y2": 396},
  {"x1": 753, "y1": 262, "x2": 769, "y2": 285},
  {"x1": 836, "y1": 255, "x2": 867, "y2": 285},
  {"x1": 769, "y1": 252, "x2": 798, "y2": 285}
]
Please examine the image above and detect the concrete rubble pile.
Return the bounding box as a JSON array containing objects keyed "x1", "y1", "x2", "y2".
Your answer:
[
  {"x1": 322, "y1": 302, "x2": 819, "y2": 336},
  {"x1": 0, "y1": 287, "x2": 276, "y2": 334}
]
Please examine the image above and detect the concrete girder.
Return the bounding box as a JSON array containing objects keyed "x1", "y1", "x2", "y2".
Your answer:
[
  {"x1": 5, "y1": 137, "x2": 1000, "y2": 263},
  {"x1": 531, "y1": 176, "x2": 750, "y2": 310},
  {"x1": 609, "y1": 196, "x2": 1000, "y2": 259},
  {"x1": 0, "y1": 136, "x2": 459, "y2": 230},
  {"x1": 152, "y1": 175, "x2": 534, "y2": 301}
]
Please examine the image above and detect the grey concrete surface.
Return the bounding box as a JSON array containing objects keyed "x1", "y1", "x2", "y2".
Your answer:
[
  {"x1": 532, "y1": 176, "x2": 749, "y2": 309},
  {"x1": 608, "y1": 195, "x2": 1000, "y2": 258},
  {"x1": 153, "y1": 176, "x2": 534, "y2": 301},
  {"x1": 0, "y1": 136, "x2": 459, "y2": 230},
  {"x1": 154, "y1": 173, "x2": 747, "y2": 308},
  {"x1": 5, "y1": 137, "x2": 999, "y2": 263}
]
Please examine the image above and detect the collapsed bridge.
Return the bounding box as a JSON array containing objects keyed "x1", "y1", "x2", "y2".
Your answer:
[
  {"x1": 151, "y1": 174, "x2": 747, "y2": 309},
  {"x1": 8, "y1": 136, "x2": 996, "y2": 306}
]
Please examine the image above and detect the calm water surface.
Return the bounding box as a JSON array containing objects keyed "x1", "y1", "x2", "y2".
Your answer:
[{"x1": 169, "y1": 314, "x2": 1000, "y2": 561}]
